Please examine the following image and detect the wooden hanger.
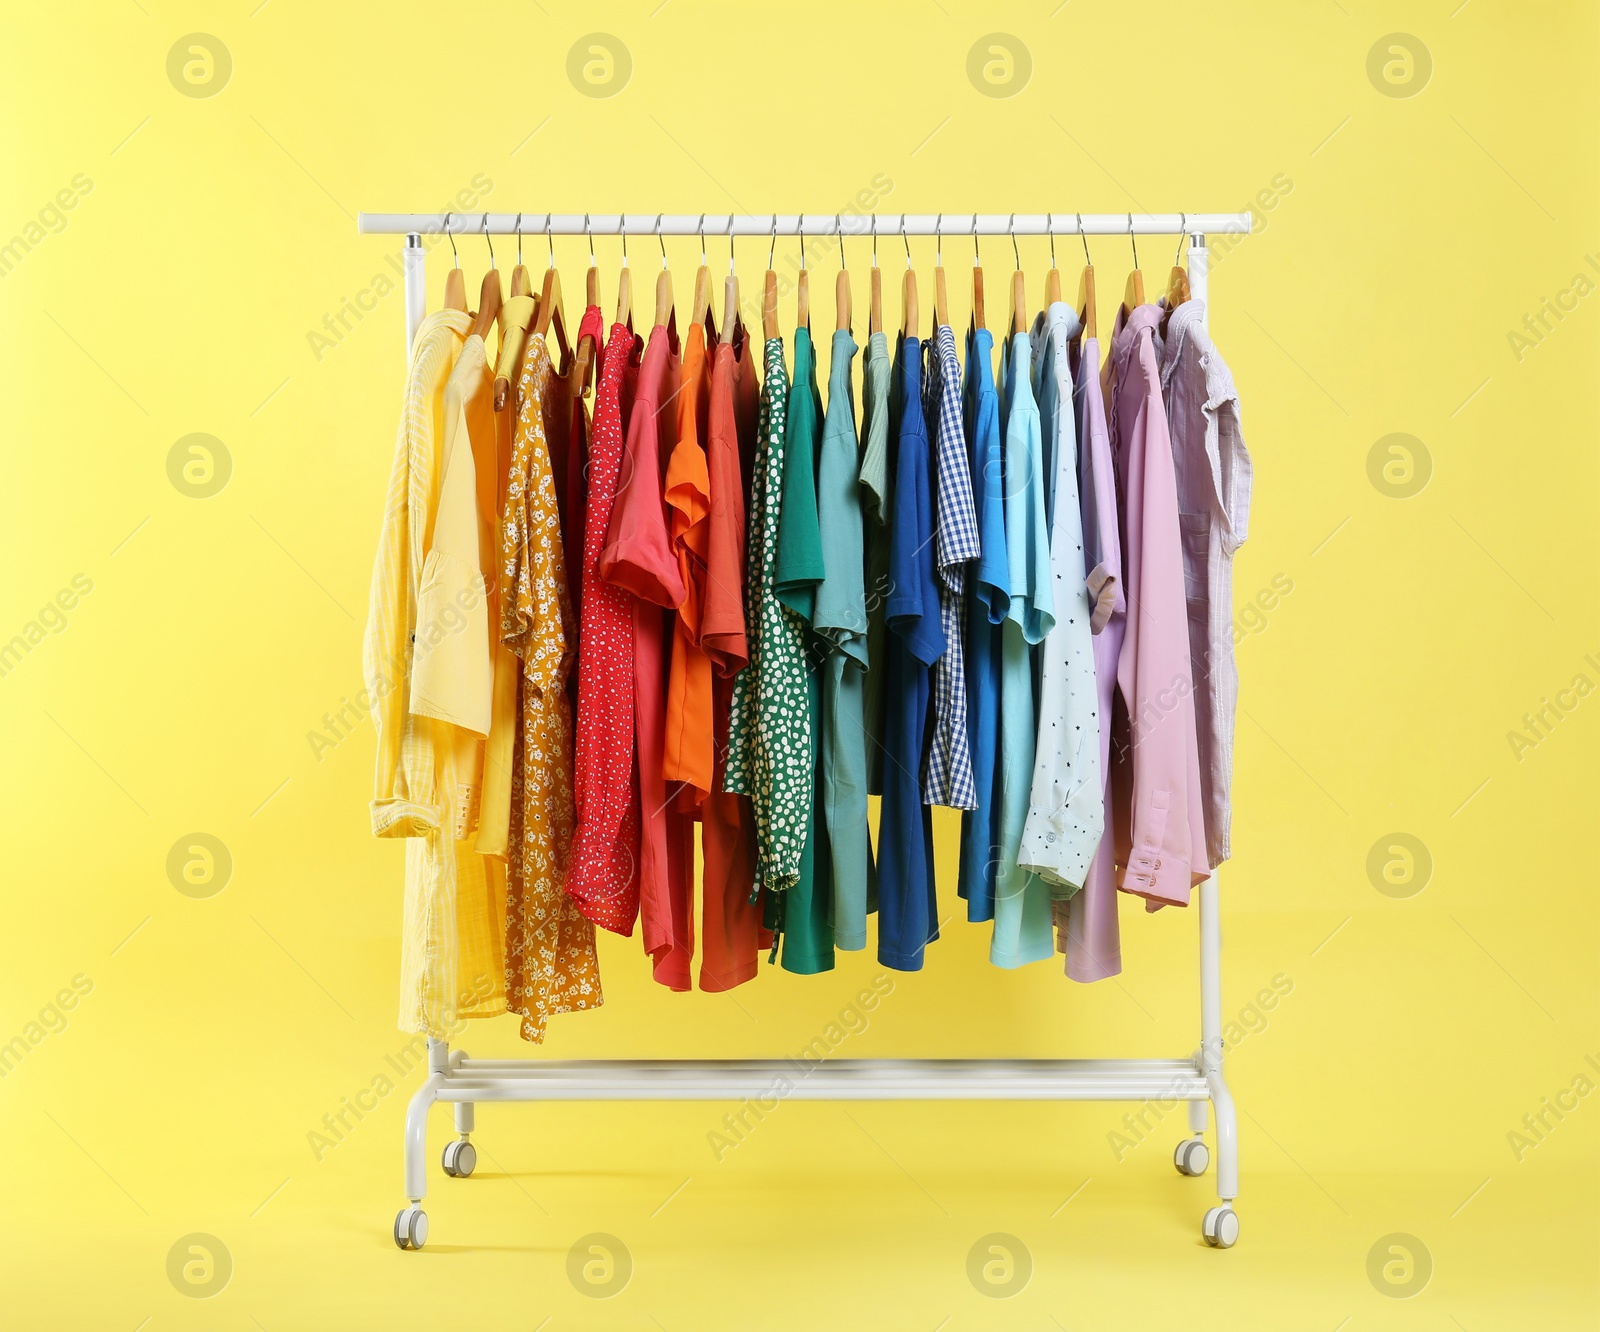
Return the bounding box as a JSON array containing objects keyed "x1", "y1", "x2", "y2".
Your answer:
[
  {"x1": 534, "y1": 217, "x2": 570, "y2": 365},
  {"x1": 834, "y1": 213, "x2": 851, "y2": 331},
  {"x1": 690, "y1": 216, "x2": 714, "y2": 329},
  {"x1": 442, "y1": 214, "x2": 467, "y2": 312},
  {"x1": 1075, "y1": 215, "x2": 1098, "y2": 339},
  {"x1": 508, "y1": 216, "x2": 531, "y2": 300},
  {"x1": 1122, "y1": 214, "x2": 1145, "y2": 311},
  {"x1": 652, "y1": 216, "x2": 673, "y2": 327},
  {"x1": 569, "y1": 218, "x2": 600, "y2": 402},
  {"x1": 796, "y1": 222, "x2": 811, "y2": 330},
  {"x1": 718, "y1": 216, "x2": 739, "y2": 345},
  {"x1": 869, "y1": 216, "x2": 883, "y2": 336},
  {"x1": 971, "y1": 216, "x2": 986, "y2": 331},
  {"x1": 1008, "y1": 217, "x2": 1025, "y2": 336},
  {"x1": 469, "y1": 217, "x2": 503, "y2": 341},
  {"x1": 932, "y1": 216, "x2": 948, "y2": 328},
  {"x1": 762, "y1": 216, "x2": 779, "y2": 341},
  {"x1": 1166, "y1": 217, "x2": 1191, "y2": 309},
  {"x1": 1044, "y1": 215, "x2": 1062, "y2": 305},
  {"x1": 900, "y1": 217, "x2": 918, "y2": 339},
  {"x1": 493, "y1": 217, "x2": 533, "y2": 412},
  {"x1": 614, "y1": 219, "x2": 633, "y2": 327},
  {"x1": 535, "y1": 262, "x2": 568, "y2": 356}
]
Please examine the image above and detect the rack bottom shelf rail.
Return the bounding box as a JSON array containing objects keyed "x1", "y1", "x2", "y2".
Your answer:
[{"x1": 393, "y1": 1045, "x2": 1240, "y2": 1251}]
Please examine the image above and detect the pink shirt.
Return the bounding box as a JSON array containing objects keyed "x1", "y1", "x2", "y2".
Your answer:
[{"x1": 1105, "y1": 305, "x2": 1208, "y2": 908}]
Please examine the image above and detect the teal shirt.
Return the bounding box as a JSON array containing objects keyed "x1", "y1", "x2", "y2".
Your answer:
[
  {"x1": 773, "y1": 328, "x2": 834, "y2": 973},
  {"x1": 992, "y1": 333, "x2": 1056, "y2": 968},
  {"x1": 814, "y1": 328, "x2": 872, "y2": 949}
]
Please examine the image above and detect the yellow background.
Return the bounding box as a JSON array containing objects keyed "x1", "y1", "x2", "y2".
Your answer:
[{"x1": 3, "y1": 1, "x2": 1595, "y2": 1326}]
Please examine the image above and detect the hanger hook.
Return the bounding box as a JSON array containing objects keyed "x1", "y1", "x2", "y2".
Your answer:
[
  {"x1": 514, "y1": 212, "x2": 523, "y2": 267},
  {"x1": 837, "y1": 213, "x2": 846, "y2": 272},
  {"x1": 769, "y1": 213, "x2": 778, "y2": 270},
  {"x1": 1174, "y1": 213, "x2": 1188, "y2": 266},
  {"x1": 545, "y1": 213, "x2": 556, "y2": 268},
  {"x1": 1128, "y1": 212, "x2": 1138, "y2": 270},
  {"x1": 584, "y1": 213, "x2": 595, "y2": 266},
  {"x1": 482, "y1": 212, "x2": 495, "y2": 269},
  {"x1": 1047, "y1": 212, "x2": 1057, "y2": 269},
  {"x1": 972, "y1": 213, "x2": 980, "y2": 265},
  {"x1": 799, "y1": 218, "x2": 806, "y2": 271},
  {"x1": 900, "y1": 213, "x2": 911, "y2": 268},
  {"x1": 620, "y1": 214, "x2": 628, "y2": 267},
  {"x1": 655, "y1": 213, "x2": 668, "y2": 269},
  {"x1": 445, "y1": 212, "x2": 459, "y2": 268},
  {"x1": 727, "y1": 214, "x2": 736, "y2": 274},
  {"x1": 698, "y1": 213, "x2": 707, "y2": 266},
  {"x1": 1009, "y1": 213, "x2": 1020, "y2": 270},
  {"x1": 1077, "y1": 212, "x2": 1091, "y2": 266},
  {"x1": 935, "y1": 213, "x2": 942, "y2": 267},
  {"x1": 871, "y1": 214, "x2": 878, "y2": 269}
]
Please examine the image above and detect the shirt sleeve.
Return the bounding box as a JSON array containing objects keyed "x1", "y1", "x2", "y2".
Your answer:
[
  {"x1": 409, "y1": 383, "x2": 493, "y2": 735},
  {"x1": 601, "y1": 372, "x2": 687, "y2": 609},
  {"x1": 774, "y1": 366, "x2": 825, "y2": 622},
  {"x1": 701, "y1": 358, "x2": 748, "y2": 675},
  {"x1": 365, "y1": 339, "x2": 437, "y2": 837}
]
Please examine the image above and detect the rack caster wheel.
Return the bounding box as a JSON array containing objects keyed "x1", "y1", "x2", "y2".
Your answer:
[
  {"x1": 442, "y1": 1139, "x2": 477, "y2": 1178},
  {"x1": 1202, "y1": 1205, "x2": 1239, "y2": 1248},
  {"x1": 1174, "y1": 1138, "x2": 1209, "y2": 1176},
  {"x1": 394, "y1": 1205, "x2": 428, "y2": 1250}
]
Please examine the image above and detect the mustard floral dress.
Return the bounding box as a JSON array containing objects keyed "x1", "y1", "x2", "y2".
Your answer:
[{"x1": 500, "y1": 333, "x2": 603, "y2": 1041}]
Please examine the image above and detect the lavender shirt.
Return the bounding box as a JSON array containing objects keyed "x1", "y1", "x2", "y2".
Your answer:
[{"x1": 1058, "y1": 331, "x2": 1125, "y2": 981}]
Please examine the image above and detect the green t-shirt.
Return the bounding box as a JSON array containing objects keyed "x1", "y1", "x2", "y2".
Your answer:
[{"x1": 771, "y1": 328, "x2": 833, "y2": 974}]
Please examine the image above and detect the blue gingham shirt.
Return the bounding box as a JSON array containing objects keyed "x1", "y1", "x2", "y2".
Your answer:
[{"x1": 923, "y1": 325, "x2": 981, "y2": 808}]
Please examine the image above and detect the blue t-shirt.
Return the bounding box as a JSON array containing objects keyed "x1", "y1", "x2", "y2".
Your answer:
[
  {"x1": 957, "y1": 327, "x2": 1009, "y2": 922},
  {"x1": 877, "y1": 335, "x2": 944, "y2": 970}
]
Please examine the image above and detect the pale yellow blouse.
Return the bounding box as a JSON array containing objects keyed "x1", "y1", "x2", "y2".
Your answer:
[{"x1": 364, "y1": 311, "x2": 507, "y2": 1037}]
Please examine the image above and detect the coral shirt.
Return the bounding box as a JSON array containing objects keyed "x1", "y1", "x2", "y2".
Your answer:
[
  {"x1": 699, "y1": 320, "x2": 765, "y2": 989},
  {"x1": 601, "y1": 318, "x2": 694, "y2": 990}
]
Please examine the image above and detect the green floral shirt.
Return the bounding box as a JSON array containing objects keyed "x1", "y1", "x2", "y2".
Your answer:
[{"x1": 726, "y1": 338, "x2": 811, "y2": 895}]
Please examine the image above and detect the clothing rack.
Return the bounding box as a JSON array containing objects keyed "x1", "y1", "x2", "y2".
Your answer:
[{"x1": 360, "y1": 208, "x2": 1254, "y2": 1253}]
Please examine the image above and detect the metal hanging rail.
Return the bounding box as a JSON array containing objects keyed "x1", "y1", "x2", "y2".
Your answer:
[
  {"x1": 366, "y1": 208, "x2": 1244, "y2": 1256},
  {"x1": 357, "y1": 211, "x2": 1251, "y2": 237}
]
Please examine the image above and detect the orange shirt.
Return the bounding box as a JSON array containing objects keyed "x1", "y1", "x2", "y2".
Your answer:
[{"x1": 663, "y1": 319, "x2": 715, "y2": 799}]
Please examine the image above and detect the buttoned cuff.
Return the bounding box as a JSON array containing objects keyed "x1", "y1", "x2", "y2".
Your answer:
[{"x1": 371, "y1": 797, "x2": 439, "y2": 839}]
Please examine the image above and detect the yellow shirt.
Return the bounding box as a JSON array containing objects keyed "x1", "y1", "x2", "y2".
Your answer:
[{"x1": 364, "y1": 311, "x2": 506, "y2": 1036}]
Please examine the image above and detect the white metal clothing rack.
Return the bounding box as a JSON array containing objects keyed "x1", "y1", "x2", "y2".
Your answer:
[{"x1": 360, "y1": 209, "x2": 1252, "y2": 1253}]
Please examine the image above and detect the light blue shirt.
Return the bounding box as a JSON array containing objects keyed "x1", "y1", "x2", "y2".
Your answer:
[{"x1": 992, "y1": 332, "x2": 1056, "y2": 969}]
